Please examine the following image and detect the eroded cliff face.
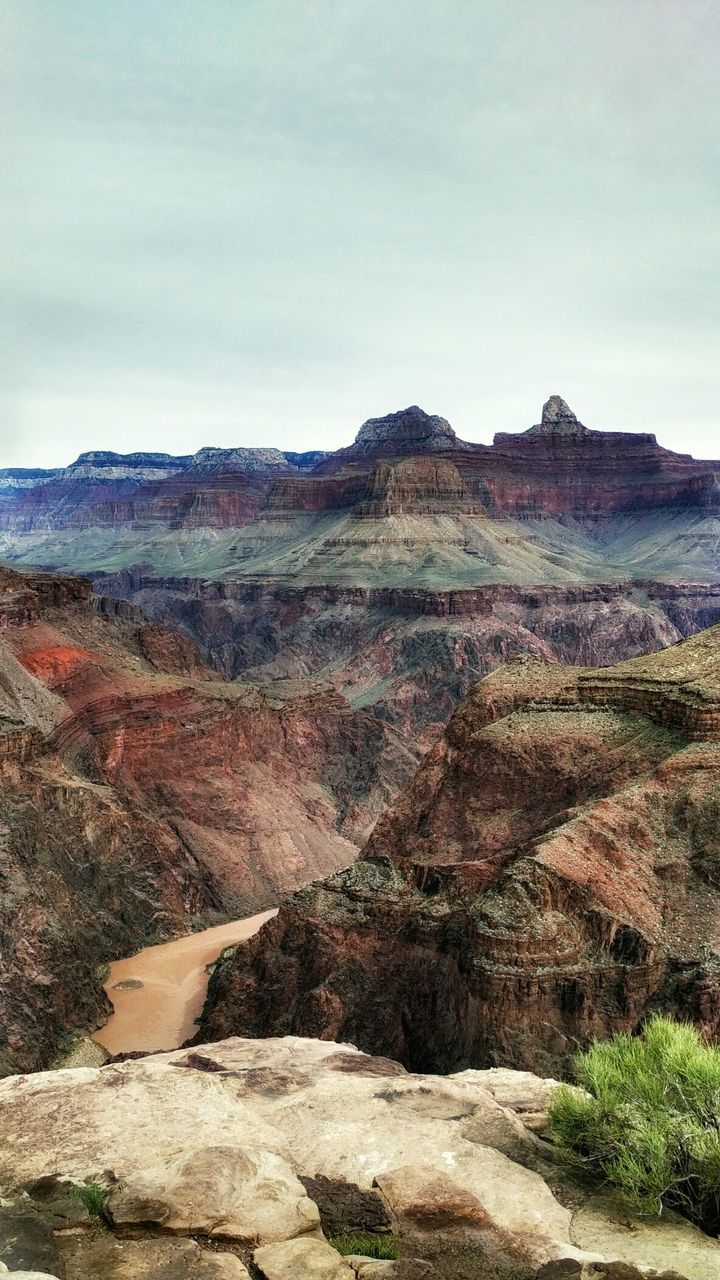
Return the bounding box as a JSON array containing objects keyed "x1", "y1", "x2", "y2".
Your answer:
[
  {"x1": 197, "y1": 627, "x2": 720, "y2": 1077},
  {"x1": 89, "y1": 574, "x2": 720, "y2": 748},
  {"x1": 2, "y1": 401, "x2": 718, "y2": 753},
  {"x1": 0, "y1": 566, "x2": 416, "y2": 1074}
]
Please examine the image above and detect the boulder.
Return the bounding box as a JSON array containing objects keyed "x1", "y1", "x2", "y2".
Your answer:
[
  {"x1": 1, "y1": 1274, "x2": 63, "y2": 1280},
  {"x1": 374, "y1": 1165, "x2": 577, "y2": 1273},
  {"x1": 570, "y1": 1193, "x2": 720, "y2": 1280},
  {"x1": 346, "y1": 1264, "x2": 399, "y2": 1279},
  {"x1": 452, "y1": 1068, "x2": 562, "y2": 1131},
  {"x1": 3, "y1": 1037, "x2": 720, "y2": 1280},
  {"x1": 254, "y1": 1237, "x2": 355, "y2": 1279},
  {"x1": 107, "y1": 1143, "x2": 318, "y2": 1243},
  {"x1": 0, "y1": 1057, "x2": 310, "y2": 1242},
  {"x1": 0, "y1": 1203, "x2": 65, "y2": 1276},
  {"x1": 537, "y1": 1260, "x2": 689, "y2": 1278}
]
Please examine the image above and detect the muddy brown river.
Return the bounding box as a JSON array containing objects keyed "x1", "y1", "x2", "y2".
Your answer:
[{"x1": 92, "y1": 910, "x2": 277, "y2": 1055}]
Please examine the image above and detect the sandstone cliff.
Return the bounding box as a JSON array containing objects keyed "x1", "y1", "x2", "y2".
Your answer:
[{"x1": 198, "y1": 625, "x2": 720, "y2": 1077}]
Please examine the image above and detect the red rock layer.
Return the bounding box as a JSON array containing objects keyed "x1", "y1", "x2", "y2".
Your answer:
[{"x1": 2, "y1": 398, "x2": 719, "y2": 529}]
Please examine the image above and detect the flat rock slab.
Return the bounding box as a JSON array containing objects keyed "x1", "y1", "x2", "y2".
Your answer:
[
  {"x1": 452, "y1": 1068, "x2": 562, "y2": 1131},
  {"x1": 254, "y1": 1237, "x2": 354, "y2": 1279},
  {"x1": 58, "y1": 1235, "x2": 250, "y2": 1279},
  {"x1": 571, "y1": 1194, "x2": 720, "y2": 1280},
  {"x1": 0, "y1": 1207, "x2": 65, "y2": 1276},
  {"x1": 1, "y1": 1036, "x2": 719, "y2": 1279},
  {"x1": 0, "y1": 1059, "x2": 317, "y2": 1246},
  {"x1": 0, "y1": 1273, "x2": 64, "y2": 1279}
]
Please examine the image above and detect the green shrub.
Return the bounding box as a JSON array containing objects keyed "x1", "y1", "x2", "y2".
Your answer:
[
  {"x1": 330, "y1": 1232, "x2": 401, "y2": 1259},
  {"x1": 72, "y1": 1179, "x2": 108, "y2": 1218},
  {"x1": 548, "y1": 1014, "x2": 720, "y2": 1234}
]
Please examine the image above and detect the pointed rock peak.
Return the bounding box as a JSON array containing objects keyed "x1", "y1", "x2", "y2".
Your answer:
[
  {"x1": 527, "y1": 395, "x2": 587, "y2": 436},
  {"x1": 542, "y1": 395, "x2": 577, "y2": 425},
  {"x1": 352, "y1": 406, "x2": 467, "y2": 455}
]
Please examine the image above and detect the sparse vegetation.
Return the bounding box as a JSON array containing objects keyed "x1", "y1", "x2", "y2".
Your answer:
[
  {"x1": 72, "y1": 1178, "x2": 108, "y2": 1218},
  {"x1": 207, "y1": 942, "x2": 238, "y2": 975},
  {"x1": 673, "y1": 789, "x2": 720, "y2": 886},
  {"x1": 548, "y1": 1015, "x2": 720, "y2": 1235},
  {"x1": 330, "y1": 1232, "x2": 401, "y2": 1259}
]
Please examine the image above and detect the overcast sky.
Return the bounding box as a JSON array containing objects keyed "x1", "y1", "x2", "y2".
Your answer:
[{"x1": 2, "y1": 1, "x2": 719, "y2": 467}]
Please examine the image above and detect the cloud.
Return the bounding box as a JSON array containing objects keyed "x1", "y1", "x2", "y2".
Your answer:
[{"x1": 1, "y1": 0, "x2": 719, "y2": 466}]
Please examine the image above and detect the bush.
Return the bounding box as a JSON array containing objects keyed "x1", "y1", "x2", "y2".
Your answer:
[
  {"x1": 330, "y1": 1232, "x2": 401, "y2": 1259},
  {"x1": 548, "y1": 1015, "x2": 720, "y2": 1234}
]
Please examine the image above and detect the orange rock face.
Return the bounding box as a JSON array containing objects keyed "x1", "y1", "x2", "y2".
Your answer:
[{"x1": 198, "y1": 632, "x2": 720, "y2": 1076}]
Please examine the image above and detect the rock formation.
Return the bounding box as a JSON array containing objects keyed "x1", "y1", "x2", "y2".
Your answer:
[
  {"x1": 85, "y1": 575, "x2": 720, "y2": 749},
  {"x1": 198, "y1": 624, "x2": 720, "y2": 1077},
  {"x1": 1, "y1": 393, "x2": 718, "y2": 538},
  {"x1": 0, "y1": 1035, "x2": 713, "y2": 1278},
  {"x1": 319, "y1": 406, "x2": 470, "y2": 466},
  {"x1": 0, "y1": 566, "x2": 416, "y2": 1074},
  {"x1": 1, "y1": 396, "x2": 717, "y2": 753}
]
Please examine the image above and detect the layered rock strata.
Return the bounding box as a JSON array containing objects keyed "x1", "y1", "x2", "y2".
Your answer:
[
  {"x1": 89, "y1": 573, "x2": 720, "y2": 746},
  {"x1": 198, "y1": 626, "x2": 720, "y2": 1076},
  {"x1": 0, "y1": 567, "x2": 416, "y2": 1074}
]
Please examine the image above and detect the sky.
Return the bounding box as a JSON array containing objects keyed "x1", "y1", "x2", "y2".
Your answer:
[{"x1": 2, "y1": 0, "x2": 719, "y2": 467}]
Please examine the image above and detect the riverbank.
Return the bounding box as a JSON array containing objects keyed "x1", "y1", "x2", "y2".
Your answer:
[{"x1": 92, "y1": 910, "x2": 277, "y2": 1055}]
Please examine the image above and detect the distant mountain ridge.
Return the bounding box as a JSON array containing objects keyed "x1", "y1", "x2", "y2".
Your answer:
[
  {"x1": 1, "y1": 395, "x2": 719, "y2": 539},
  {"x1": 1, "y1": 395, "x2": 718, "y2": 746}
]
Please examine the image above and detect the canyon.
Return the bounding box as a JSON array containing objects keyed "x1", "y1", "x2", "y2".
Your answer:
[
  {"x1": 1, "y1": 397, "x2": 719, "y2": 1079},
  {"x1": 197, "y1": 624, "x2": 720, "y2": 1078},
  {"x1": 1, "y1": 396, "x2": 719, "y2": 748},
  {"x1": 1, "y1": 396, "x2": 720, "y2": 1277},
  {"x1": 0, "y1": 565, "x2": 414, "y2": 1075}
]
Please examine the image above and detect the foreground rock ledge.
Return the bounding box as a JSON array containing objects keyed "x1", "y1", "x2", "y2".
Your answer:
[{"x1": 0, "y1": 1036, "x2": 716, "y2": 1280}]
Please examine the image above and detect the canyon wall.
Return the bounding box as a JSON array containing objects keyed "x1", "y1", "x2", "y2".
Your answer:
[
  {"x1": 0, "y1": 566, "x2": 416, "y2": 1074},
  {"x1": 198, "y1": 627, "x2": 720, "y2": 1077}
]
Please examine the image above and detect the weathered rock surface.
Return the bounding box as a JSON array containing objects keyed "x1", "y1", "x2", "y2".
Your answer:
[
  {"x1": 60, "y1": 1236, "x2": 251, "y2": 1279},
  {"x1": 198, "y1": 626, "x2": 720, "y2": 1077},
  {"x1": 107, "y1": 1143, "x2": 319, "y2": 1242},
  {"x1": 0, "y1": 1273, "x2": 64, "y2": 1279},
  {"x1": 254, "y1": 1236, "x2": 355, "y2": 1279},
  {"x1": 0, "y1": 1036, "x2": 716, "y2": 1280}
]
